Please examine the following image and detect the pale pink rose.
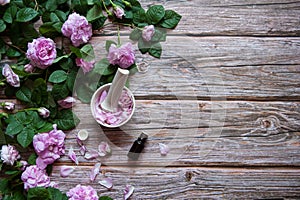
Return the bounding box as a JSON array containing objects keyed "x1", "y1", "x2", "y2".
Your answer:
[
  {"x1": 21, "y1": 165, "x2": 51, "y2": 190},
  {"x1": 62, "y1": 13, "x2": 92, "y2": 47},
  {"x1": 26, "y1": 37, "x2": 56, "y2": 69},
  {"x1": 2, "y1": 102, "x2": 15, "y2": 111},
  {"x1": 57, "y1": 96, "x2": 76, "y2": 108},
  {"x1": 0, "y1": 0, "x2": 9, "y2": 6},
  {"x1": 33, "y1": 124, "x2": 66, "y2": 169},
  {"x1": 114, "y1": 6, "x2": 125, "y2": 19},
  {"x1": 142, "y1": 25, "x2": 155, "y2": 42},
  {"x1": 0, "y1": 144, "x2": 20, "y2": 166},
  {"x1": 24, "y1": 63, "x2": 34, "y2": 73},
  {"x1": 2, "y1": 64, "x2": 20, "y2": 87},
  {"x1": 107, "y1": 42, "x2": 135, "y2": 69},
  {"x1": 67, "y1": 184, "x2": 99, "y2": 200},
  {"x1": 75, "y1": 58, "x2": 95, "y2": 74},
  {"x1": 37, "y1": 107, "x2": 50, "y2": 118}
]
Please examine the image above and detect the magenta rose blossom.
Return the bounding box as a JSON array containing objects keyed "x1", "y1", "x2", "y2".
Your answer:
[
  {"x1": 142, "y1": 25, "x2": 155, "y2": 42},
  {"x1": 107, "y1": 42, "x2": 135, "y2": 69},
  {"x1": 2, "y1": 64, "x2": 20, "y2": 87},
  {"x1": 67, "y1": 184, "x2": 99, "y2": 200},
  {"x1": 21, "y1": 165, "x2": 51, "y2": 190},
  {"x1": 0, "y1": 144, "x2": 20, "y2": 166},
  {"x1": 75, "y1": 58, "x2": 95, "y2": 74},
  {"x1": 114, "y1": 6, "x2": 125, "y2": 19},
  {"x1": 26, "y1": 37, "x2": 57, "y2": 69},
  {"x1": 62, "y1": 13, "x2": 92, "y2": 47},
  {"x1": 33, "y1": 124, "x2": 66, "y2": 169}
]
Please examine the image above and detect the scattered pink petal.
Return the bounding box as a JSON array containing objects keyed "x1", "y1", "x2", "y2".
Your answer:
[
  {"x1": 99, "y1": 177, "x2": 113, "y2": 189},
  {"x1": 124, "y1": 185, "x2": 134, "y2": 200},
  {"x1": 79, "y1": 145, "x2": 87, "y2": 156},
  {"x1": 60, "y1": 166, "x2": 75, "y2": 177},
  {"x1": 68, "y1": 147, "x2": 79, "y2": 165},
  {"x1": 90, "y1": 162, "x2": 101, "y2": 182},
  {"x1": 84, "y1": 149, "x2": 99, "y2": 160},
  {"x1": 76, "y1": 136, "x2": 83, "y2": 147},
  {"x1": 159, "y1": 143, "x2": 170, "y2": 156},
  {"x1": 98, "y1": 141, "x2": 111, "y2": 157}
]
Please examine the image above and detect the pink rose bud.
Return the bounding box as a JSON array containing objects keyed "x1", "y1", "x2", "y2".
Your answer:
[
  {"x1": 26, "y1": 37, "x2": 57, "y2": 69},
  {"x1": 2, "y1": 102, "x2": 15, "y2": 111},
  {"x1": 75, "y1": 58, "x2": 95, "y2": 74},
  {"x1": 142, "y1": 25, "x2": 155, "y2": 42},
  {"x1": 114, "y1": 6, "x2": 125, "y2": 19},
  {"x1": 107, "y1": 42, "x2": 135, "y2": 69},
  {"x1": 37, "y1": 107, "x2": 50, "y2": 118},
  {"x1": 0, "y1": 0, "x2": 10, "y2": 6},
  {"x1": 24, "y1": 64, "x2": 34, "y2": 73},
  {"x1": 57, "y1": 96, "x2": 76, "y2": 108},
  {"x1": 62, "y1": 13, "x2": 93, "y2": 47},
  {"x1": 2, "y1": 64, "x2": 20, "y2": 87}
]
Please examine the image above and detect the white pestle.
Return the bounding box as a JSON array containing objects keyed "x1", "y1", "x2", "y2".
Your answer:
[{"x1": 100, "y1": 68, "x2": 129, "y2": 112}]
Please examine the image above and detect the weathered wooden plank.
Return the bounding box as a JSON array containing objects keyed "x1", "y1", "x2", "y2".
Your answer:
[
  {"x1": 90, "y1": 36, "x2": 300, "y2": 100},
  {"x1": 98, "y1": 0, "x2": 300, "y2": 36},
  {"x1": 50, "y1": 100, "x2": 300, "y2": 166},
  {"x1": 50, "y1": 166, "x2": 300, "y2": 199}
]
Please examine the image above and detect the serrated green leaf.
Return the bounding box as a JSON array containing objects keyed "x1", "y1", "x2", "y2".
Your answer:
[
  {"x1": 48, "y1": 187, "x2": 64, "y2": 200},
  {"x1": 27, "y1": 187, "x2": 51, "y2": 200},
  {"x1": 133, "y1": 8, "x2": 146, "y2": 25},
  {"x1": 3, "y1": 6, "x2": 18, "y2": 24},
  {"x1": 38, "y1": 122, "x2": 54, "y2": 133},
  {"x1": 16, "y1": 111, "x2": 33, "y2": 125},
  {"x1": 55, "y1": 10, "x2": 67, "y2": 22},
  {"x1": 53, "y1": 109, "x2": 79, "y2": 130},
  {"x1": 105, "y1": 40, "x2": 117, "y2": 52},
  {"x1": 6, "y1": 47, "x2": 21, "y2": 57},
  {"x1": 51, "y1": 83, "x2": 69, "y2": 100},
  {"x1": 160, "y1": 10, "x2": 182, "y2": 29},
  {"x1": 151, "y1": 28, "x2": 166, "y2": 42},
  {"x1": 53, "y1": 54, "x2": 70, "y2": 64},
  {"x1": 46, "y1": 0, "x2": 58, "y2": 11},
  {"x1": 99, "y1": 196, "x2": 114, "y2": 200},
  {"x1": 50, "y1": 13, "x2": 60, "y2": 22},
  {"x1": 16, "y1": 8, "x2": 39, "y2": 22},
  {"x1": 60, "y1": 57, "x2": 74, "y2": 70},
  {"x1": 6, "y1": 120, "x2": 23, "y2": 136},
  {"x1": 86, "y1": 4, "x2": 103, "y2": 22},
  {"x1": 39, "y1": 22, "x2": 60, "y2": 37},
  {"x1": 146, "y1": 5, "x2": 165, "y2": 25},
  {"x1": 28, "y1": 153, "x2": 37, "y2": 165},
  {"x1": 17, "y1": 127, "x2": 35, "y2": 148},
  {"x1": 149, "y1": 42, "x2": 162, "y2": 58},
  {"x1": 93, "y1": 58, "x2": 116, "y2": 75},
  {"x1": 129, "y1": 28, "x2": 142, "y2": 41},
  {"x1": 49, "y1": 70, "x2": 68, "y2": 83},
  {"x1": 91, "y1": 15, "x2": 107, "y2": 29},
  {"x1": 80, "y1": 44, "x2": 95, "y2": 62},
  {"x1": 70, "y1": 46, "x2": 82, "y2": 58},
  {"x1": 0, "y1": 20, "x2": 6, "y2": 33},
  {"x1": 66, "y1": 70, "x2": 77, "y2": 91},
  {"x1": 16, "y1": 86, "x2": 32, "y2": 103}
]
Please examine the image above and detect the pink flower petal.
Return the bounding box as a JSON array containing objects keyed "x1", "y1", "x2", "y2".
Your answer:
[
  {"x1": 99, "y1": 177, "x2": 113, "y2": 189},
  {"x1": 158, "y1": 143, "x2": 170, "y2": 156},
  {"x1": 68, "y1": 147, "x2": 79, "y2": 165},
  {"x1": 60, "y1": 166, "x2": 75, "y2": 177},
  {"x1": 90, "y1": 162, "x2": 101, "y2": 182},
  {"x1": 98, "y1": 141, "x2": 111, "y2": 157},
  {"x1": 84, "y1": 149, "x2": 99, "y2": 160},
  {"x1": 124, "y1": 185, "x2": 134, "y2": 200},
  {"x1": 79, "y1": 145, "x2": 87, "y2": 156}
]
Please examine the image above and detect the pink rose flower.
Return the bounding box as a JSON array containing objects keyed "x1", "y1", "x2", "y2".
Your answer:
[
  {"x1": 67, "y1": 184, "x2": 99, "y2": 200},
  {"x1": 26, "y1": 37, "x2": 57, "y2": 69},
  {"x1": 107, "y1": 42, "x2": 135, "y2": 69},
  {"x1": 57, "y1": 96, "x2": 76, "y2": 108},
  {"x1": 24, "y1": 63, "x2": 34, "y2": 73},
  {"x1": 114, "y1": 6, "x2": 125, "y2": 19},
  {"x1": 142, "y1": 25, "x2": 155, "y2": 42},
  {"x1": 75, "y1": 58, "x2": 95, "y2": 74},
  {"x1": 62, "y1": 13, "x2": 92, "y2": 47},
  {"x1": 2, "y1": 64, "x2": 20, "y2": 87},
  {"x1": 33, "y1": 124, "x2": 66, "y2": 169},
  {"x1": 37, "y1": 107, "x2": 50, "y2": 118},
  {"x1": 0, "y1": 0, "x2": 9, "y2": 6},
  {"x1": 21, "y1": 165, "x2": 51, "y2": 190},
  {"x1": 0, "y1": 144, "x2": 20, "y2": 166}
]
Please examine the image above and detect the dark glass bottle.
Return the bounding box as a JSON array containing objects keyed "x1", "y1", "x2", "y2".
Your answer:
[{"x1": 127, "y1": 132, "x2": 148, "y2": 160}]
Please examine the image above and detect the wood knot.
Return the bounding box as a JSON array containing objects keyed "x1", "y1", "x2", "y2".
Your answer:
[{"x1": 185, "y1": 171, "x2": 193, "y2": 182}]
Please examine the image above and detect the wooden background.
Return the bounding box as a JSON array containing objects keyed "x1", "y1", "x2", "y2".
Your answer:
[{"x1": 5, "y1": 0, "x2": 300, "y2": 199}]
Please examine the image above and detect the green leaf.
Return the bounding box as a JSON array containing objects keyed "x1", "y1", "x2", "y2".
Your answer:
[
  {"x1": 99, "y1": 196, "x2": 114, "y2": 200},
  {"x1": 105, "y1": 40, "x2": 117, "y2": 52},
  {"x1": 3, "y1": 6, "x2": 18, "y2": 24},
  {"x1": 28, "y1": 153, "x2": 37, "y2": 165},
  {"x1": 53, "y1": 109, "x2": 80, "y2": 130},
  {"x1": 53, "y1": 54, "x2": 70, "y2": 64},
  {"x1": 16, "y1": 111, "x2": 33, "y2": 125},
  {"x1": 46, "y1": 0, "x2": 58, "y2": 11},
  {"x1": 6, "y1": 120, "x2": 23, "y2": 136},
  {"x1": 6, "y1": 47, "x2": 21, "y2": 57},
  {"x1": 22, "y1": 24, "x2": 39, "y2": 40},
  {"x1": 27, "y1": 187, "x2": 51, "y2": 200},
  {"x1": 32, "y1": 111, "x2": 46, "y2": 129},
  {"x1": 138, "y1": 38, "x2": 150, "y2": 54},
  {"x1": 91, "y1": 16, "x2": 107, "y2": 29},
  {"x1": 86, "y1": 4, "x2": 103, "y2": 22},
  {"x1": 146, "y1": 5, "x2": 165, "y2": 24},
  {"x1": 16, "y1": 86, "x2": 32, "y2": 103},
  {"x1": 48, "y1": 187, "x2": 64, "y2": 200},
  {"x1": 70, "y1": 46, "x2": 82, "y2": 58},
  {"x1": 39, "y1": 22, "x2": 60, "y2": 37},
  {"x1": 55, "y1": 10, "x2": 67, "y2": 22},
  {"x1": 133, "y1": 8, "x2": 146, "y2": 25},
  {"x1": 0, "y1": 179, "x2": 8, "y2": 193},
  {"x1": 0, "y1": 20, "x2": 6, "y2": 33},
  {"x1": 129, "y1": 28, "x2": 142, "y2": 41},
  {"x1": 160, "y1": 10, "x2": 182, "y2": 29},
  {"x1": 38, "y1": 122, "x2": 53, "y2": 133},
  {"x1": 5, "y1": 170, "x2": 20, "y2": 175},
  {"x1": 60, "y1": 57, "x2": 74, "y2": 70},
  {"x1": 80, "y1": 44, "x2": 95, "y2": 62},
  {"x1": 149, "y1": 42, "x2": 162, "y2": 58},
  {"x1": 66, "y1": 70, "x2": 77, "y2": 91},
  {"x1": 50, "y1": 13, "x2": 61, "y2": 22},
  {"x1": 151, "y1": 28, "x2": 166, "y2": 42},
  {"x1": 93, "y1": 58, "x2": 116, "y2": 75},
  {"x1": 49, "y1": 70, "x2": 68, "y2": 83},
  {"x1": 52, "y1": 83, "x2": 69, "y2": 100},
  {"x1": 17, "y1": 127, "x2": 35, "y2": 148},
  {"x1": 16, "y1": 8, "x2": 39, "y2": 22}
]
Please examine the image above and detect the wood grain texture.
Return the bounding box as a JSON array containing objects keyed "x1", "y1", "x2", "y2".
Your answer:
[{"x1": 50, "y1": 166, "x2": 300, "y2": 199}]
